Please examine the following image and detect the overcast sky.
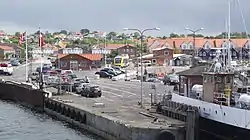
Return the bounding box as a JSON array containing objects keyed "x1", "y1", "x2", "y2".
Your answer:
[{"x1": 0, "y1": 0, "x2": 249, "y2": 36}]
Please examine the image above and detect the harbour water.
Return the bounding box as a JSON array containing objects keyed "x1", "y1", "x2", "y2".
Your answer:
[{"x1": 0, "y1": 101, "x2": 102, "y2": 140}]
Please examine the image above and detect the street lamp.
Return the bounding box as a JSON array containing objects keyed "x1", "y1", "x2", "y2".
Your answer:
[
  {"x1": 123, "y1": 27, "x2": 160, "y2": 108},
  {"x1": 185, "y1": 27, "x2": 203, "y2": 66}
]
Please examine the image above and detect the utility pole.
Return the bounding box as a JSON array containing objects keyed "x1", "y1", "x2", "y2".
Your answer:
[
  {"x1": 185, "y1": 27, "x2": 204, "y2": 67},
  {"x1": 123, "y1": 27, "x2": 160, "y2": 108}
]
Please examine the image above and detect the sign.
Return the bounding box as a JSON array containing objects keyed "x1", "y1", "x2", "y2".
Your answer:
[
  {"x1": 92, "y1": 49, "x2": 111, "y2": 54},
  {"x1": 63, "y1": 48, "x2": 83, "y2": 54}
]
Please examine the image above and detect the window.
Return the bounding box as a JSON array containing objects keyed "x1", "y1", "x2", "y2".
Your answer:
[
  {"x1": 80, "y1": 61, "x2": 88, "y2": 67},
  {"x1": 205, "y1": 44, "x2": 210, "y2": 49},
  {"x1": 152, "y1": 59, "x2": 156, "y2": 64},
  {"x1": 189, "y1": 44, "x2": 193, "y2": 49},
  {"x1": 182, "y1": 44, "x2": 187, "y2": 49},
  {"x1": 203, "y1": 52, "x2": 206, "y2": 56},
  {"x1": 60, "y1": 61, "x2": 67, "y2": 67},
  {"x1": 164, "y1": 51, "x2": 169, "y2": 55}
]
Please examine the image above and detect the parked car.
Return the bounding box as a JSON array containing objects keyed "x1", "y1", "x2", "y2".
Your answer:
[
  {"x1": 146, "y1": 77, "x2": 162, "y2": 83},
  {"x1": 111, "y1": 66, "x2": 125, "y2": 73},
  {"x1": 10, "y1": 59, "x2": 20, "y2": 66},
  {"x1": 95, "y1": 71, "x2": 113, "y2": 78},
  {"x1": 75, "y1": 83, "x2": 90, "y2": 94},
  {"x1": 163, "y1": 74, "x2": 179, "y2": 85},
  {"x1": 100, "y1": 68, "x2": 118, "y2": 76},
  {"x1": 81, "y1": 84, "x2": 102, "y2": 97},
  {"x1": 36, "y1": 67, "x2": 51, "y2": 73}
]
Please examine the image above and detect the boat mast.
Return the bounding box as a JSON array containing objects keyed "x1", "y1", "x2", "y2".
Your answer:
[{"x1": 227, "y1": 0, "x2": 232, "y2": 69}]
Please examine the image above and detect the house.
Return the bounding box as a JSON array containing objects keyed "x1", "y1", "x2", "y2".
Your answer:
[
  {"x1": 141, "y1": 44, "x2": 173, "y2": 66},
  {"x1": 0, "y1": 43, "x2": 22, "y2": 58},
  {"x1": 171, "y1": 54, "x2": 191, "y2": 66},
  {"x1": 148, "y1": 38, "x2": 250, "y2": 60},
  {"x1": 0, "y1": 45, "x2": 15, "y2": 59},
  {"x1": 98, "y1": 44, "x2": 136, "y2": 58},
  {"x1": 55, "y1": 54, "x2": 103, "y2": 70}
]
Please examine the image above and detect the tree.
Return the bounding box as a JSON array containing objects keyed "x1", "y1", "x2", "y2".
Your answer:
[
  {"x1": 15, "y1": 32, "x2": 21, "y2": 37},
  {"x1": 169, "y1": 33, "x2": 179, "y2": 38},
  {"x1": 59, "y1": 30, "x2": 67, "y2": 35},
  {"x1": 132, "y1": 32, "x2": 140, "y2": 39},
  {"x1": 107, "y1": 32, "x2": 117, "y2": 40},
  {"x1": 107, "y1": 50, "x2": 118, "y2": 58},
  {"x1": 80, "y1": 29, "x2": 90, "y2": 35}
]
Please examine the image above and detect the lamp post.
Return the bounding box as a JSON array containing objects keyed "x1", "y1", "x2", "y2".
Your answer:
[
  {"x1": 123, "y1": 27, "x2": 160, "y2": 107},
  {"x1": 185, "y1": 27, "x2": 203, "y2": 66}
]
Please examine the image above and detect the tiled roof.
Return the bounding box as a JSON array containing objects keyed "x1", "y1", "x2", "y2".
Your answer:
[
  {"x1": 147, "y1": 38, "x2": 250, "y2": 49},
  {"x1": 177, "y1": 65, "x2": 207, "y2": 76},
  {"x1": 99, "y1": 44, "x2": 134, "y2": 50},
  {"x1": 58, "y1": 54, "x2": 102, "y2": 61},
  {"x1": 79, "y1": 54, "x2": 103, "y2": 61},
  {"x1": 0, "y1": 45, "x2": 14, "y2": 51}
]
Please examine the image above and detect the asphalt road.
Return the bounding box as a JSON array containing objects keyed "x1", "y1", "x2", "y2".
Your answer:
[{"x1": 2, "y1": 59, "x2": 174, "y2": 106}]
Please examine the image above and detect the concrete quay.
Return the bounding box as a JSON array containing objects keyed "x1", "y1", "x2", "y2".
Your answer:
[
  {"x1": 44, "y1": 93, "x2": 185, "y2": 140},
  {"x1": 0, "y1": 61, "x2": 198, "y2": 140}
]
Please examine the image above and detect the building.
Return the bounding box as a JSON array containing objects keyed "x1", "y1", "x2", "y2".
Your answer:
[
  {"x1": 141, "y1": 44, "x2": 173, "y2": 66},
  {"x1": 0, "y1": 45, "x2": 15, "y2": 59},
  {"x1": 147, "y1": 38, "x2": 250, "y2": 60},
  {"x1": 55, "y1": 54, "x2": 103, "y2": 70},
  {"x1": 98, "y1": 44, "x2": 136, "y2": 58},
  {"x1": 171, "y1": 54, "x2": 191, "y2": 66}
]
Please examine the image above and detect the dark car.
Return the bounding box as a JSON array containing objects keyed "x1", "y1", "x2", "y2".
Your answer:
[
  {"x1": 100, "y1": 68, "x2": 118, "y2": 76},
  {"x1": 95, "y1": 71, "x2": 113, "y2": 78},
  {"x1": 36, "y1": 67, "x2": 51, "y2": 73},
  {"x1": 81, "y1": 84, "x2": 102, "y2": 97},
  {"x1": 163, "y1": 74, "x2": 179, "y2": 85}
]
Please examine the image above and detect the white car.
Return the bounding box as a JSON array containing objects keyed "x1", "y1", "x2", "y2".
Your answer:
[{"x1": 0, "y1": 65, "x2": 13, "y2": 75}]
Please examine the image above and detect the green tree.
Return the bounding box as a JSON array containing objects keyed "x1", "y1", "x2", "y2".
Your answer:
[
  {"x1": 59, "y1": 30, "x2": 68, "y2": 35},
  {"x1": 80, "y1": 29, "x2": 90, "y2": 35},
  {"x1": 15, "y1": 32, "x2": 21, "y2": 37},
  {"x1": 169, "y1": 33, "x2": 179, "y2": 38},
  {"x1": 107, "y1": 32, "x2": 117, "y2": 40},
  {"x1": 107, "y1": 50, "x2": 118, "y2": 58}
]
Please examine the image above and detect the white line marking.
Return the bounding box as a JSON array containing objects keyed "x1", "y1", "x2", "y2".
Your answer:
[
  {"x1": 95, "y1": 84, "x2": 136, "y2": 96},
  {"x1": 102, "y1": 90, "x2": 123, "y2": 97},
  {"x1": 101, "y1": 96, "x2": 114, "y2": 102}
]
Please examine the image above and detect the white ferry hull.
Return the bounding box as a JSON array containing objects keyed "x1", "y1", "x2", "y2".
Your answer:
[{"x1": 171, "y1": 93, "x2": 250, "y2": 139}]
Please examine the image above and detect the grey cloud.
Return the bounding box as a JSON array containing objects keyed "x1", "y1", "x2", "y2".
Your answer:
[{"x1": 0, "y1": 0, "x2": 249, "y2": 35}]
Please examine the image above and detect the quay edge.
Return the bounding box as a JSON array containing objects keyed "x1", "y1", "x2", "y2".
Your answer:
[
  {"x1": 44, "y1": 97, "x2": 185, "y2": 140},
  {"x1": 0, "y1": 80, "x2": 192, "y2": 140}
]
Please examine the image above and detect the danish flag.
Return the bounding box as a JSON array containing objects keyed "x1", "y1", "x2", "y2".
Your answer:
[
  {"x1": 18, "y1": 32, "x2": 26, "y2": 46},
  {"x1": 38, "y1": 31, "x2": 45, "y2": 47}
]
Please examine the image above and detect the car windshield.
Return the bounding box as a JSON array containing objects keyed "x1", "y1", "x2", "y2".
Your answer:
[{"x1": 114, "y1": 58, "x2": 122, "y2": 63}]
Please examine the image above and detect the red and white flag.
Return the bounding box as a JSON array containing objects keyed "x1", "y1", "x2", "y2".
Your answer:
[
  {"x1": 38, "y1": 30, "x2": 45, "y2": 47},
  {"x1": 18, "y1": 32, "x2": 26, "y2": 46}
]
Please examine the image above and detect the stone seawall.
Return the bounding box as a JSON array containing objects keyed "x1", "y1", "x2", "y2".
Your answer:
[{"x1": 44, "y1": 98, "x2": 184, "y2": 140}]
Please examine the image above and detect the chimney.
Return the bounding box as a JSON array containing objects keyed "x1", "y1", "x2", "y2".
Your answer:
[{"x1": 213, "y1": 40, "x2": 216, "y2": 47}]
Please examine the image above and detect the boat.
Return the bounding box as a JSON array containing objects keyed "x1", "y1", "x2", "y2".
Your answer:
[
  {"x1": 171, "y1": 49, "x2": 250, "y2": 139},
  {"x1": 170, "y1": 1, "x2": 250, "y2": 139}
]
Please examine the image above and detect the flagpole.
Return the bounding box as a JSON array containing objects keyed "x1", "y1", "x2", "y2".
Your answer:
[
  {"x1": 25, "y1": 32, "x2": 28, "y2": 82},
  {"x1": 39, "y1": 28, "x2": 43, "y2": 74}
]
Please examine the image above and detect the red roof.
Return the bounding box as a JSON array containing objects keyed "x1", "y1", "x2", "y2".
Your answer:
[
  {"x1": 79, "y1": 54, "x2": 103, "y2": 61},
  {"x1": 58, "y1": 54, "x2": 102, "y2": 61},
  {"x1": 0, "y1": 45, "x2": 14, "y2": 51}
]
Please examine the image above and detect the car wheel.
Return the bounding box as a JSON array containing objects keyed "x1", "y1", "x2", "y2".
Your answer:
[
  {"x1": 108, "y1": 76, "x2": 112, "y2": 79},
  {"x1": 98, "y1": 93, "x2": 102, "y2": 97}
]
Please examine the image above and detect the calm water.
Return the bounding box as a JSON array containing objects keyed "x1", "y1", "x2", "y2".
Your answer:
[{"x1": 0, "y1": 101, "x2": 102, "y2": 140}]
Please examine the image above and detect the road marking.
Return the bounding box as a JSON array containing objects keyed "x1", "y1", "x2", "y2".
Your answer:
[
  {"x1": 102, "y1": 90, "x2": 123, "y2": 97},
  {"x1": 101, "y1": 96, "x2": 114, "y2": 102},
  {"x1": 96, "y1": 84, "x2": 136, "y2": 96}
]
